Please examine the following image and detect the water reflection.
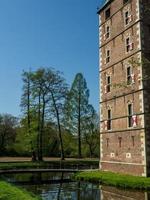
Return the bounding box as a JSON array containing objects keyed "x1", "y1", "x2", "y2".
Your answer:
[
  {"x1": 100, "y1": 185, "x2": 148, "y2": 200},
  {"x1": 2, "y1": 172, "x2": 150, "y2": 200},
  {"x1": 24, "y1": 180, "x2": 100, "y2": 200}
]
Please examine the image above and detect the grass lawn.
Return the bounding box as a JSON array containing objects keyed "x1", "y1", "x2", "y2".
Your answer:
[
  {"x1": 0, "y1": 181, "x2": 41, "y2": 200},
  {"x1": 74, "y1": 170, "x2": 150, "y2": 190}
]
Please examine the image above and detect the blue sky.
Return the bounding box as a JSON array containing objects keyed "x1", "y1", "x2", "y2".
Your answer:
[{"x1": 0, "y1": 0, "x2": 104, "y2": 117}]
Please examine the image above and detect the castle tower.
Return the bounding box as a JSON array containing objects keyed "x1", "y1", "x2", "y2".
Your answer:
[{"x1": 98, "y1": 0, "x2": 150, "y2": 176}]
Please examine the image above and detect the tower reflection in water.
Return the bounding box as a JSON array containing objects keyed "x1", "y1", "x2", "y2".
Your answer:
[{"x1": 100, "y1": 185, "x2": 150, "y2": 200}]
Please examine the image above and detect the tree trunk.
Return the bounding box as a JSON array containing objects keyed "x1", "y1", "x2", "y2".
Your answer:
[
  {"x1": 57, "y1": 172, "x2": 64, "y2": 200},
  {"x1": 77, "y1": 181, "x2": 81, "y2": 200},
  {"x1": 78, "y1": 80, "x2": 82, "y2": 158},
  {"x1": 51, "y1": 92, "x2": 65, "y2": 160},
  {"x1": 0, "y1": 133, "x2": 5, "y2": 153},
  {"x1": 89, "y1": 145, "x2": 93, "y2": 158},
  {"x1": 39, "y1": 95, "x2": 46, "y2": 161},
  {"x1": 37, "y1": 91, "x2": 41, "y2": 161},
  {"x1": 27, "y1": 76, "x2": 34, "y2": 159},
  {"x1": 27, "y1": 76, "x2": 31, "y2": 132}
]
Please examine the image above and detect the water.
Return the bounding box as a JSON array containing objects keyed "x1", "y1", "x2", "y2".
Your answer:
[{"x1": 1, "y1": 172, "x2": 150, "y2": 200}]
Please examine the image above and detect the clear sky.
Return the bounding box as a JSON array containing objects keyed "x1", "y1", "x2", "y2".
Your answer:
[{"x1": 0, "y1": 0, "x2": 104, "y2": 117}]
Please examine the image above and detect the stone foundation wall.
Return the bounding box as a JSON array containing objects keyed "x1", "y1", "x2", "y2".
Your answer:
[{"x1": 100, "y1": 161, "x2": 145, "y2": 176}]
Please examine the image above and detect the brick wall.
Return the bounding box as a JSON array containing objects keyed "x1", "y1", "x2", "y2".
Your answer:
[
  {"x1": 141, "y1": 0, "x2": 150, "y2": 176},
  {"x1": 98, "y1": 0, "x2": 149, "y2": 176}
]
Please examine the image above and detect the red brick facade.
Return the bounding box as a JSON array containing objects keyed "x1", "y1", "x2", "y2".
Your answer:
[
  {"x1": 98, "y1": 0, "x2": 150, "y2": 176},
  {"x1": 100, "y1": 186, "x2": 146, "y2": 200}
]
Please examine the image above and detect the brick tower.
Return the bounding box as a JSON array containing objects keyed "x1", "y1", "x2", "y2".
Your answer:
[{"x1": 98, "y1": 0, "x2": 150, "y2": 176}]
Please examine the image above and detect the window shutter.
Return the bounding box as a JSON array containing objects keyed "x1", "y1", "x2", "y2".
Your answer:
[
  {"x1": 131, "y1": 74, "x2": 135, "y2": 84},
  {"x1": 104, "y1": 120, "x2": 108, "y2": 130},
  {"x1": 104, "y1": 33, "x2": 106, "y2": 41},
  {"x1": 128, "y1": 14, "x2": 132, "y2": 23},
  {"x1": 138, "y1": 75, "x2": 141, "y2": 81},
  {"x1": 132, "y1": 115, "x2": 137, "y2": 127},
  {"x1": 129, "y1": 42, "x2": 134, "y2": 50},
  {"x1": 104, "y1": 85, "x2": 107, "y2": 94}
]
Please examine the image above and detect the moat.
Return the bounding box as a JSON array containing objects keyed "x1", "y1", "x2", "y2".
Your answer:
[{"x1": 1, "y1": 172, "x2": 150, "y2": 200}]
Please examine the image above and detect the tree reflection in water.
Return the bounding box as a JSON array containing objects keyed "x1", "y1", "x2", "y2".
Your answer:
[
  {"x1": 57, "y1": 172, "x2": 63, "y2": 200},
  {"x1": 2, "y1": 172, "x2": 150, "y2": 200}
]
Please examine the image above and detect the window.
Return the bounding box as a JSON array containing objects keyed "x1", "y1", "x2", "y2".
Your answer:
[
  {"x1": 106, "y1": 26, "x2": 110, "y2": 39},
  {"x1": 126, "y1": 37, "x2": 130, "y2": 52},
  {"x1": 110, "y1": 153, "x2": 115, "y2": 157},
  {"x1": 105, "y1": 8, "x2": 110, "y2": 20},
  {"x1": 107, "y1": 109, "x2": 111, "y2": 130},
  {"x1": 125, "y1": 11, "x2": 129, "y2": 25},
  {"x1": 106, "y1": 50, "x2": 110, "y2": 63},
  {"x1": 127, "y1": 66, "x2": 132, "y2": 84},
  {"x1": 126, "y1": 153, "x2": 131, "y2": 158},
  {"x1": 128, "y1": 103, "x2": 133, "y2": 127},
  {"x1": 106, "y1": 76, "x2": 111, "y2": 92},
  {"x1": 123, "y1": 0, "x2": 129, "y2": 5},
  {"x1": 126, "y1": 37, "x2": 133, "y2": 52},
  {"x1": 127, "y1": 66, "x2": 135, "y2": 84},
  {"x1": 124, "y1": 10, "x2": 132, "y2": 26}
]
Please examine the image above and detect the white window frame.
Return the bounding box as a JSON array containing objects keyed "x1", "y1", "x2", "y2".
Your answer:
[
  {"x1": 105, "y1": 49, "x2": 111, "y2": 64},
  {"x1": 104, "y1": 25, "x2": 110, "y2": 40},
  {"x1": 110, "y1": 152, "x2": 115, "y2": 158},
  {"x1": 124, "y1": 8, "x2": 132, "y2": 27},
  {"x1": 126, "y1": 65, "x2": 135, "y2": 85},
  {"x1": 125, "y1": 36, "x2": 133, "y2": 53},
  {"x1": 124, "y1": 10, "x2": 129, "y2": 26},
  {"x1": 126, "y1": 153, "x2": 131, "y2": 158},
  {"x1": 126, "y1": 66, "x2": 132, "y2": 85}
]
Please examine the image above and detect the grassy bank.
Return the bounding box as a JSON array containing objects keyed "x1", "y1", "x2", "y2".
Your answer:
[
  {"x1": 0, "y1": 181, "x2": 41, "y2": 200},
  {"x1": 74, "y1": 170, "x2": 150, "y2": 190},
  {"x1": 0, "y1": 159, "x2": 99, "y2": 170}
]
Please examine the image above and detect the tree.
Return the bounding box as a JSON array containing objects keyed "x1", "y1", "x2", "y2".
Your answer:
[
  {"x1": 21, "y1": 70, "x2": 32, "y2": 134},
  {"x1": 21, "y1": 68, "x2": 48, "y2": 161},
  {"x1": 31, "y1": 68, "x2": 49, "y2": 161},
  {"x1": 45, "y1": 68, "x2": 68, "y2": 160},
  {"x1": 64, "y1": 73, "x2": 89, "y2": 158},
  {"x1": 20, "y1": 70, "x2": 37, "y2": 159},
  {"x1": 0, "y1": 114, "x2": 18, "y2": 154},
  {"x1": 20, "y1": 68, "x2": 98, "y2": 159},
  {"x1": 20, "y1": 67, "x2": 68, "y2": 160},
  {"x1": 82, "y1": 105, "x2": 99, "y2": 158}
]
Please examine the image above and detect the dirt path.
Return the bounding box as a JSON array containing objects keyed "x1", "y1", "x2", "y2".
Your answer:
[{"x1": 0, "y1": 157, "x2": 98, "y2": 162}]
